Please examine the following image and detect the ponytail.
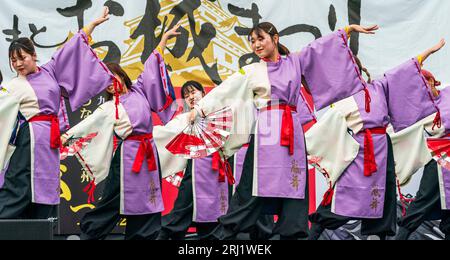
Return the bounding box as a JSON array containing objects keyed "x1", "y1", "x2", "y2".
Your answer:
[
  {"x1": 278, "y1": 43, "x2": 290, "y2": 56},
  {"x1": 354, "y1": 56, "x2": 371, "y2": 83},
  {"x1": 362, "y1": 67, "x2": 372, "y2": 84}
]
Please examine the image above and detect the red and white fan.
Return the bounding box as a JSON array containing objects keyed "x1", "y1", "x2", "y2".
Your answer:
[
  {"x1": 60, "y1": 133, "x2": 98, "y2": 160},
  {"x1": 427, "y1": 137, "x2": 450, "y2": 170},
  {"x1": 166, "y1": 107, "x2": 233, "y2": 159}
]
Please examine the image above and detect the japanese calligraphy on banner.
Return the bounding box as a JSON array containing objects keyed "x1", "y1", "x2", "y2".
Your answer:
[
  {"x1": 1, "y1": 0, "x2": 449, "y2": 234},
  {"x1": 3, "y1": 0, "x2": 449, "y2": 86}
]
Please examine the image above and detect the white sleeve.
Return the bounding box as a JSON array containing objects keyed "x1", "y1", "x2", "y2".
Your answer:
[
  {"x1": 305, "y1": 108, "x2": 360, "y2": 187},
  {"x1": 153, "y1": 113, "x2": 190, "y2": 178},
  {"x1": 389, "y1": 115, "x2": 436, "y2": 186},
  {"x1": 195, "y1": 70, "x2": 256, "y2": 156},
  {"x1": 194, "y1": 70, "x2": 250, "y2": 116},
  {"x1": 0, "y1": 90, "x2": 20, "y2": 171},
  {"x1": 64, "y1": 102, "x2": 116, "y2": 185}
]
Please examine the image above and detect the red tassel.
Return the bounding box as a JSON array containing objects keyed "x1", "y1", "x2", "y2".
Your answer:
[
  {"x1": 321, "y1": 186, "x2": 334, "y2": 206},
  {"x1": 363, "y1": 87, "x2": 371, "y2": 113},
  {"x1": 83, "y1": 180, "x2": 97, "y2": 204},
  {"x1": 224, "y1": 160, "x2": 235, "y2": 185},
  {"x1": 364, "y1": 129, "x2": 377, "y2": 177},
  {"x1": 212, "y1": 152, "x2": 220, "y2": 171},
  {"x1": 433, "y1": 110, "x2": 442, "y2": 131},
  {"x1": 145, "y1": 139, "x2": 157, "y2": 172},
  {"x1": 280, "y1": 105, "x2": 295, "y2": 155},
  {"x1": 50, "y1": 116, "x2": 61, "y2": 149},
  {"x1": 212, "y1": 152, "x2": 235, "y2": 185}
]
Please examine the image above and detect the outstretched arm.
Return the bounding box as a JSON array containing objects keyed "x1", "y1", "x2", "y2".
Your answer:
[
  {"x1": 157, "y1": 23, "x2": 182, "y2": 53},
  {"x1": 345, "y1": 24, "x2": 379, "y2": 37},
  {"x1": 297, "y1": 24, "x2": 379, "y2": 111},
  {"x1": 83, "y1": 6, "x2": 110, "y2": 38},
  {"x1": 418, "y1": 39, "x2": 446, "y2": 65}
]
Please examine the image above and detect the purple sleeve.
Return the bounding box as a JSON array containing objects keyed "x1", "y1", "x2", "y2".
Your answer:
[
  {"x1": 435, "y1": 86, "x2": 450, "y2": 133},
  {"x1": 299, "y1": 30, "x2": 364, "y2": 110},
  {"x1": 133, "y1": 50, "x2": 177, "y2": 125},
  {"x1": 384, "y1": 58, "x2": 438, "y2": 132},
  {"x1": 42, "y1": 30, "x2": 113, "y2": 111}
]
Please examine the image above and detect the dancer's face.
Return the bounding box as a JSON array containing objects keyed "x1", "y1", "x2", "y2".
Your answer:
[
  {"x1": 183, "y1": 86, "x2": 205, "y2": 109},
  {"x1": 250, "y1": 30, "x2": 278, "y2": 60},
  {"x1": 10, "y1": 49, "x2": 38, "y2": 77}
]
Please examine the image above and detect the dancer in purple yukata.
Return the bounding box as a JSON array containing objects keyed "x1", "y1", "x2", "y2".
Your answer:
[
  {"x1": 0, "y1": 7, "x2": 116, "y2": 220},
  {"x1": 60, "y1": 24, "x2": 181, "y2": 240},
  {"x1": 396, "y1": 68, "x2": 450, "y2": 240},
  {"x1": 181, "y1": 22, "x2": 379, "y2": 240},
  {"x1": 158, "y1": 81, "x2": 235, "y2": 240},
  {"x1": 308, "y1": 39, "x2": 446, "y2": 240}
]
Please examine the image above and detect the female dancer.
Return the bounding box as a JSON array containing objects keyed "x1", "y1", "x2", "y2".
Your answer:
[
  {"x1": 183, "y1": 22, "x2": 379, "y2": 240},
  {"x1": 0, "y1": 7, "x2": 116, "y2": 219},
  {"x1": 307, "y1": 40, "x2": 445, "y2": 240},
  {"x1": 60, "y1": 25, "x2": 180, "y2": 240},
  {"x1": 157, "y1": 81, "x2": 233, "y2": 240},
  {"x1": 396, "y1": 70, "x2": 450, "y2": 240}
]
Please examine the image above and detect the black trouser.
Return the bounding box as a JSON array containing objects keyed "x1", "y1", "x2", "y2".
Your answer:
[
  {"x1": 159, "y1": 160, "x2": 219, "y2": 240},
  {"x1": 227, "y1": 156, "x2": 275, "y2": 240},
  {"x1": 0, "y1": 122, "x2": 56, "y2": 219},
  {"x1": 397, "y1": 160, "x2": 450, "y2": 239},
  {"x1": 309, "y1": 135, "x2": 397, "y2": 238},
  {"x1": 80, "y1": 143, "x2": 161, "y2": 240},
  {"x1": 210, "y1": 135, "x2": 309, "y2": 240}
]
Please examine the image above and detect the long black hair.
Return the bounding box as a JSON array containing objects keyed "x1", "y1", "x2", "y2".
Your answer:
[
  {"x1": 248, "y1": 22, "x2": 290, "y2": 56},
  {"x1": 354, "y1": 56, "x2": 372, "y2": 83}
]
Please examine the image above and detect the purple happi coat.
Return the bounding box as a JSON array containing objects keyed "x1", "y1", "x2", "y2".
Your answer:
[
  {"x1": 195, "y1": 30, "x2": 364, "y2": 200},
  {"x1": 65, "y1": 50, "x2": 177, "y2": 215},
  {"x1": 0, "y1": 30, "x2": 114, "y2": 205},
  {"x1": 331, "y1": 58, "x2": 437, "y2": 218}
]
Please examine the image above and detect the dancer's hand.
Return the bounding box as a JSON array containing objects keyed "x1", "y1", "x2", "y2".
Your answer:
[
  {"x1": 84, "y1": 7, "x2": 110, "y2": 37},
  {"x1": 348, "y1": 24, "x2": 379, "y2": 35},
  {"x1": 430, "y1": 39, "x2": 446, "y2": 54},
  {"x1": 92, "y1": 6, "x2": 110, "y2": 27},
  {"x1": 159, "y1": 23, "x2": 182, "y2": 50},
  {"x1": 420, "y1": 38, "x2": 446, "y2": 65},
  {"x1": 164, "y1": 23, "x2": 182, "y2": 40},
  {"x1": 189, "y1": 109, "x2": 197, "y2": 125}
]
